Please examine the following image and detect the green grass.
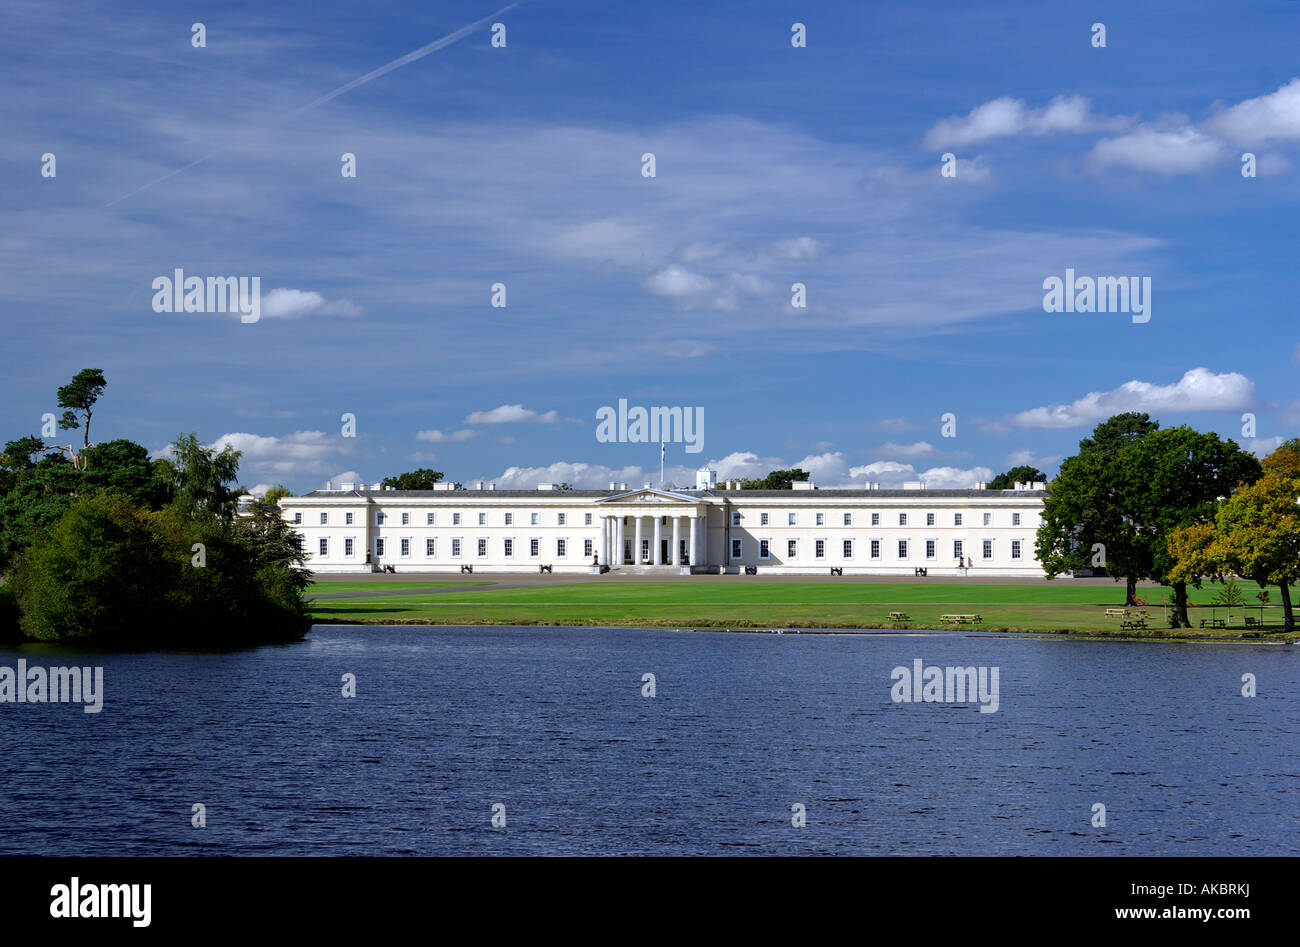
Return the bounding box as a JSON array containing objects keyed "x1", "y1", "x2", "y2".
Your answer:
[{"x1": 307, "y1": 580, "x2": 1296, "y2": 640}]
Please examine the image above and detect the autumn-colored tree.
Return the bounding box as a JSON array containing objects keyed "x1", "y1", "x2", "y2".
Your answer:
[{"x1": 1205, "y1": 474, "x2": 1300, "y2": 632}]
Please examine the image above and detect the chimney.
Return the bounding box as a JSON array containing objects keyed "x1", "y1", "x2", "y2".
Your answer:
[
  {"x1": 619, "y1": 482, "x2": 627, "y2": 490},
  {"x1": 643, "y1": 481, "x2": 652, "y2": 489},
  {"x1": 325, "y1": 481, "x2": 332, "y2": 491},
  {"x1": 370, "y1": 482, "x2": 381, "y2": 491},
  {"x1": 488, "y1": 483, "x2": 496, "y2": 491},
  {"x1": 608, "y1": 482, "x2": 617, "y2": 490}
]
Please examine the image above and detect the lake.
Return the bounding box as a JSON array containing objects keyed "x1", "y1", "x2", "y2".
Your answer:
[{"x1": 1, "y1": 625, "x2": 1296, "y2": 855}]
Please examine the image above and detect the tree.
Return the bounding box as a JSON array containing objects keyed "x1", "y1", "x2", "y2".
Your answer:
[
  {"x1": 262, "y1": 485, "x2": 292, "y2": 506},
  {"x1": 739, "y1": 469, "x2": 809, "y2": 490},
  {"x1": 987, "y1": 465, "x2": 1047, "y2": 490},
  {"x1": 1036, "y1": 416, "x2": 1160, "y2": 602},
  {"x1": 1202, "y1": 473, "x2": 1300, "y2": 632},
  {"x1": 381, "y1": 468, "x2": 444, "y2": 490},
  {"x1": 157, "y1": 433, "x2": 243, "y2": 521},
  {"x1": 1261, "y1": 438, "x2": 1300, "y2": 481},
  {"x1": 51, "y1": 368, "x2": 107, "y2": 469},
  {"x1": 1124, "y1": 427, "x2": 1261, "y2": 627}
]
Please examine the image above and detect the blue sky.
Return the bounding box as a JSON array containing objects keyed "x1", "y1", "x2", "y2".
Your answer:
[{"x1": 3, "y1": 0, "x2": 1298, "y2": 493}]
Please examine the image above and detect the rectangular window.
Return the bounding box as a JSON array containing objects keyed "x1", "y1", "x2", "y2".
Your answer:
[
  {"x1": 558, "y1": 513, "x2": 566, "y2": 526},
  {"x1": 871, "y1": 513, "x2": 880, "y2": 526},
  {"x1": 926, "y1": 539, "x2": 936, "y2": 559},
  {"x1": 870, "y1": 539, "x2": 881, "y2": 559},
  {"x1": 531, "y1": 513, "x2": 539, "y2": 526},
  {"x1": 898, "y1": 539, "x2": 908, "y2": 558},
  {"x1": 787, "y1": 539, "x2": 797, "y2": 558},
  {"x1": 983, "y1": 513, "x2": 992, "y2": 526},
  {"x1": 451, "y1": 538, "x2": 461, "y2": 557},
  {"x1": 376, "y1": 511, "x2": 385, "y2": 526},
  {"x1": 477, "y1": 538, "x2": 487, "y2": 557},
  {"x1": 1012, "y1": 512, "x2": 1021, "y2": 526},
  {"x1": 760, "y1": 512, "x2": 769, "y2": 526},
  {"x1": 530, "y1": 538, "x2": 539, "y2": 557},
  {"x1": 760, "y1": 539, "x2": 770, "y2": 559},
  {"x1": 843, "y1": 513, "x2": 852, "y2": 526},
  {"x1": 505, "y1": 513, "x2": 513, "y2": 526},
  {"x1": 731, "y1": 538, "x2": 742, "y2": 559},
  {"x1": 400, "y1": 538, "x2": 410, "y2": 557},
  {"x1": 375, "y1": 538, "x2": 385, "y2": 557},
  {"x1": 293, "y1": 512, "x2": 303, "y2": 524},
  {"x1": 346, "y1": 512, "x2": 353, "y2": 525},
  {"x1": 401, "y1": 512, "x2": 410, "y2": 526},
  {"x1": 1011, "y1": 539, "x2": 1022, "y2": 559},
  {"x1": 584, "y1": 538, "x2": 593, "y2": 557},
  {"x1": 584, "y1": 513, "x2": 593, "y2": 526},
  {"x1": 557, "y1": 539, "x2": 567, "y2": 557},
  {"x1": 426, "y1": 538, "x2": 436, "y2": 556},
  {"x1": 426, "y1": 512, "x2": 434, "y2": 525},
  {"x1": 815, "y1": 539, "x2": 825, "y2": 559},
  {"x1": 344, "y1": 538, "x2": 354, "y2": 557},
  {"x1": 732, "y1": 512, "x2": 742, "y2": 526},
  {"x1": 319, "y1": 537, "x2": 328, "y2": 556},
  {"x1": 843, "y1": 539, "x2": 852, "y2": 558},
  {"x1": 954, "y1": 540, "x2": 963, "y2": 560},
  {"x1": 954, "y1": 513, "x2": 963, "y2": 527},
  {"x1": 787, "y1": 513, "x2": 796, "y2": 526},
  {"x1": 899, "y1": 513, "x2": 908, "y2": 526},
  {"x1": 926, "y1": 513, "x2": 935, "y2": 526},
  {"x1": 815, "y1": 512, "x2": 824, "y2": 526},
  {"x1": 452, "y1": 512, "x2": 461, "y2": 526},
  {"x1": 320, "y1": 512, "x2": 328, "y2": 525},
  {"x1": 504, "y1": 538, "x2": 514, "y2": 557},
  {"x1": 982, "y1": 539, "x2": 993, "y2": 559},
  {"x1": 478, "y1": 512, "x2": 487, "y2": 526}
]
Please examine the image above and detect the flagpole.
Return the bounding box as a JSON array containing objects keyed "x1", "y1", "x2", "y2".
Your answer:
[{"x1": 660, "y1": 441, "x2": 665, "y2": 489}]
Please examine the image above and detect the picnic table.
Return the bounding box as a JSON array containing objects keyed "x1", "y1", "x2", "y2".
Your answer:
[
  {"x1": 939, "y1": 614, "x2": 982, "y2": 625},
  {"x1": 1199, "y1": 617, "x2": 1226, "y2": 628},
  {"x1": 888, "y1": 611, "x2": 910, "y2": 621},
  {"x1": 1120, "y1": 619, "x2": 1147, "y2": 630}
]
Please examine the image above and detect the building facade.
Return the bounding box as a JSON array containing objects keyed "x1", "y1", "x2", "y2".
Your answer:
[{"x1": 276, "y1": 470, "x2": 1050, "y2": 577}]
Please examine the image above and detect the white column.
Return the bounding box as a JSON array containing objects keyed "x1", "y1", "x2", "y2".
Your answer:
[
  {"x1": 672, "y1": 516, "x2": 681, "y2": 566},
  {"x1": 598, "y1": 516, "x2": 608, "y2": 565},
  {"x1": 634, "y1": 516, "x2": 643, "y2": 564},
  {"x1": 696, "y1": 514, "x2": 706, "y2": 565},
  {"x1": 615, "y1": 516, "x2": 624, "y2": 565},
  {"x1": 689, "y1": 514, "x2": 698, "y2": 567},
  {"x1": 653, "y1": 516, "x2": 663, "y2": 564}
]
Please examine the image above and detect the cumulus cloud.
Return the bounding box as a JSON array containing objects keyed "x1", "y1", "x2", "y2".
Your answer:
[
  {"x1": 1206, "y1": 78, "x2": 1300, "y2": 143},
  {"x1": 848, "y1": 461, "x2": 995, "y2": 488},
  {"x1": 1247, "y1": 435, "x2": 1286, "y2": 458},
  {"x1": 150, "y1": 430, "x2": 349, "y2": 480},
  {"x1": 1010, "y1": 367, "x2": 1255, "y2": 429},
  {"x1": 464, "y1": 404, "x2": 560, "y2": 425},
  {"x1": 1088, "y1": 124, "x2": 1225, "y2": 174},
  {"x1": 643, "y1": 265, "x2": 769, "y2": 311},
  {"x1": 923, "y1": 95, "x2": 1124, "y2": 148},
  {"x1": 644, "y1": 265, "x2": 711, "y2": 299},
  {"x1": 260, "y1": 288, "x2": 363, "y2": 319},
  {"x1": 416, "y1": 428, "x2": 475, "y2": 443}
]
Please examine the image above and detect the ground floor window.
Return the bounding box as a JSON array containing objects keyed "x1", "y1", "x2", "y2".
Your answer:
[
  {"x1": 787, "y1": 539, "x2": 797, "y2": 558},
  {"x1": 504, "y1": 538, "x2": 514, "y2": 557},
  {"x1": 925, "y1": 539, "x2": 936, "y2": 559},
  {"x1": 731, "y1": 538, "x2": 742, "y2": 559},
  {"x1": 982, "y1": 539, "x2": 993, "y2": 559},
  {"x1": 451, "y1": 538, "x2": 461, "y2": 557},
  {"x1": 557, "y1": 538, "x2": 567, "y2": 557},
  {"x1": 426, "y1": 538, "x2": 436, "y2": 557},
  {"x1": 530, "y1": 538, "x2": 539, "y2": 557},
  {"x1": 319, "y1": 537, "x2": 328, "y2": 557},
  {"x1": 759, "y1": 539, "x2": 770, "y2": 559},
  {"x1": 375, "y1": 538, "x2": 385, "y2": 557},
  {"x1": 898, "y1": 539, "x2": 908, "y2": 558},
  {"x1": 870, "y1": 539, "x2": 880, "y2": 559},
  {"x1": 842, "y1": 539, "x2": 852, "y2": 558},
  {"x1": 1011, "y1": 539, "x2": 1021, "y2": 559},
  {"x1": 814, "y1": 539, "x2": 825, "y2": 558},
  {"x1": 953, "y1": 540, "x2": 963, "y2": 560},
  {"x1": 400, "y1": 538, "x2": 410, "y2": 557},
  {"x1": 477, "y1": 538, "x2": 487, "y2": 557},
  {"x1": 344, "y1": 537, "x2": 354, "y2": 557},
  {"x1": 584, "y1": 538, "x2": 593, "y2": 557}
]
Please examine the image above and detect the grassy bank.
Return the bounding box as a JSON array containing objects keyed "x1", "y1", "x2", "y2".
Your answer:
[{"x1": 307, "y1": 580, "x2": 1297, "y2": 641}]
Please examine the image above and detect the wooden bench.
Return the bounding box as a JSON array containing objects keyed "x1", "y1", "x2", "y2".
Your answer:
[
  {"x1": 939, "y1": 614, "x2": 982, "y2": 624},
  {"x1": 539, "y1": 564, "x2": 552, "y2": 574},
  {"x1": 888, "y1": 611, "x2": 911, "y2": 621},
  {"x1": 829, "y1": 567, "x2": 843, "y2": 576},
  {"x1": 1199, "y1": 618, "x2": 1225, "y2": 628},
  {"x1": 460, "y1": 564, "x2": 474, "y2": 574},
  {"x1": 1244, "y1": 616, "x2": 1261, "y2": 627},
  {"x1": 1120, "y1": 619, "x2": 1147, "y2": 630}
]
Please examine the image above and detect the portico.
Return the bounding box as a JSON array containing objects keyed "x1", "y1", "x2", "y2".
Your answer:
[{"x1": 594, "y1": 488, "x2": 710, "y2": 568}]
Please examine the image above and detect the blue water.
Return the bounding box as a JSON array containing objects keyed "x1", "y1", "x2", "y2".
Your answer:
[{"x1": 1, "y1": 625, "x2": 1296, "y2": 855}]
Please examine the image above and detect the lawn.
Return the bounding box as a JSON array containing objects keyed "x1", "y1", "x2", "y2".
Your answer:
[
  {"x1": 307, "y1": 580, "x2": 496, "y2": 594},
  {"x1": 307, "y1": 580, "x2": 1296, "y2": 640}
]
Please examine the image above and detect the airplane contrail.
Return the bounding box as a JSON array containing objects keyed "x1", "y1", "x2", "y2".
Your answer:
[{"x1": 105, "y1": 1, "x2": 522, "y2": 207}]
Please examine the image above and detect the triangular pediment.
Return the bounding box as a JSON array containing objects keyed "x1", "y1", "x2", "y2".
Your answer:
[{"x1": 597, "y1": 488, "x2": 701, "y2": 504}]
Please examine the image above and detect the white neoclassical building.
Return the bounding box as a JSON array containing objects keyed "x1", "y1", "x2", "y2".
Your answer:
[{"x1": 274, "y1": 469, "x2": 1050, "y2": 577}]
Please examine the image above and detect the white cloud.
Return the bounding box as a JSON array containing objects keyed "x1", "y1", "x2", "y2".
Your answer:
[
  {"x1": 1088, "y1": 124, "x2": 1225, "y2": 174},
  {"x1": 1011, "y1": 367, "x2": 1255, "y2": 429},
  {"x1": 923, "y1": 95, "x2": 1123, "y2": 148},
  {"x1": 644, "y1": 265, "x2": 711, "y2": 299},
  {"x1": 847, "y1": 461, "x2": 994, "y2": 488},
  {"x1": 149, "y1": 431, "x2": 348, "y2": 479},
  {"x1": 1206, "y1": 78, "x2": 1300, "y2": 143},
  {"x1": 769, "y1": 236, "x2": 824, "y2": 260},
  {"x1": 416, "y1": 428, "x2": 475, "y2": 443},
  {"x1": 464, "y1": 404, "x2": 560, "y2": 425},
  {"x1": 1247, "y1": 436, "x2": 1285, "y2": 458},
  {"x1": 260, "y1": 288, "x2": 363, "y2": 319}
]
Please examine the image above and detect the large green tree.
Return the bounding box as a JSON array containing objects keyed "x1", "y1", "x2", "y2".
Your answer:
[
  {"x1": 157, "y1": 433, "x2": 243, "y2": 520},
  {"x1": 52, "y1": 368, "x2": 107, "y2": 469},
  {"x1": 987, "y1": 465, "x2": 1047, "y2": 490},
  {"x1": 381, "y1": 468, "x2": 444, "y2": 490},
  {"x1": 1036, "y1": 413, "x2": 1161, "y2": 603},
  {"x1": 739, "y1": 468, "x2": 810, "y2": 490}
]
